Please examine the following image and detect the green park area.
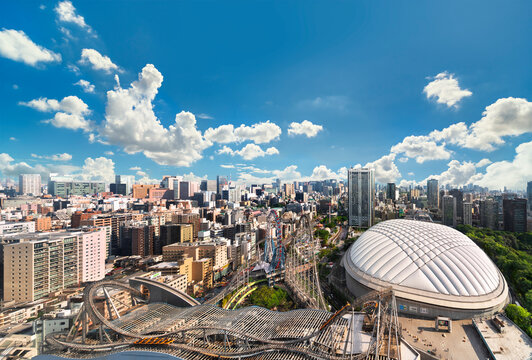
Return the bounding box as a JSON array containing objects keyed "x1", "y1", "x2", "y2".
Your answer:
[
  {"x1": 247, "y1": 285, "x2": 295, "y2": 311},
  {"x1": 457, "y1": 225, "x2": 532, "y2": 337}
]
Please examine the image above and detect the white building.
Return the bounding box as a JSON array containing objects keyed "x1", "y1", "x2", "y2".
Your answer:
[
  {"x1": 78, "y1": 228, "x2": 107, "y2": 282},
  {"x1": 0, "y1": 221, "x2": 35, "y2": 235},
  {"x1": 19, "y1": 174, "x2": 41, "y2": 196},
  {"x1": 344, "y1": 219, "x2": 509, "y2": 319}
]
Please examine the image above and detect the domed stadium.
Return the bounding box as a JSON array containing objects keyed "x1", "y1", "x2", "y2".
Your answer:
[{"x1": 344, "y1": 219, "x2": 509, "y2": 319}]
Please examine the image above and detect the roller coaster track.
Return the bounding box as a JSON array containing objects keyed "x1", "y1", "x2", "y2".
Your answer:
[{"x1": 47, "y1": 277, "x2": 398, "y2": 360}]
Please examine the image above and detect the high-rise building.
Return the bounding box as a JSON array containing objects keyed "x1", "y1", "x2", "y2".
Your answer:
[
  {"x1": 386, "y1": 183, "x2": 396, "y2": 201},
  {"x1": 463, "y1": 203, "x2": 472, "y2": 226},
  {"x1": 503, "y1": 198, "x2": 527, "y2": 232},
  {"x1": 348, "y1": 168, "x2": 375, "y2": 228},
  {"x1": 442, "y1": 195, "x2": 456, "y2": 227},
  {"x1": 115, "y1": 175, "x2": 135, "y2": 195},
  {"x1": 200, "y1": 180, "x2": 217, "y2": 192},
  {"x1": 3, "y1": 230, "x2": 105, "y2": 302},
  {"x1": 19, "y1": 174, "x2": 41, "y2": 196},
  {"x1": 216, "y1": 176, "x2": 228, "y2": 196},
  {"x1": 449, "y1": 189, "x2": 464, "y2": 224},
  {"x1": 480, "y1": 199, "x2": 499, "y2": 230},
  {"x1": 526, "y1": 181, "x2": 532, "y2": 211},
  {"x1": 179, "y1": 181, "x2": 192, "y2": 199},
  {"x1": 77, "y1": 228, "x2": 107, "y2": 283},
  {"x1": 427, "y1": 179, "x2": 439, "y2": 209},
  {"x1": 283, "y1": 183, "x2": 295, "y2": 199}
]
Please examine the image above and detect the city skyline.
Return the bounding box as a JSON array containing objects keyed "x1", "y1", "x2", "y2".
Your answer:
[{"x1": 1, "y1": 1, "x2": 532, "y2": 191}]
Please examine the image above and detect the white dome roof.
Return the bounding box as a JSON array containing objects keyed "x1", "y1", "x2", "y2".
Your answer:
[{"x1": 348, "y1": 219, "x2": 501, "y2": 297}]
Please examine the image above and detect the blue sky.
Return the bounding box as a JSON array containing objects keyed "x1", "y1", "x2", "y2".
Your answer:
[{"x1": 1, "y1": 1, "x2": 531, "y2": 190}]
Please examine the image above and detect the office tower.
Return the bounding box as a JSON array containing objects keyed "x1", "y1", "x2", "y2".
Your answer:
[
  {"x1": 480, "y1": 199, "x2": 499, "y2": 230},
  {"x1": 463, "y1": 203, "x2": 473, "y2": 226},
  {"x1": 228, "y1": 186, "x2": 241, "y2": 203},
  {"x1": 503, "y1": 198, "x2": 527, "y2": 232},
  {"x1": 526, "y1": 181, "x2": 532, "y2": 211},
  {"x1": 348, "y1": 168, "x2": 375, "y2": 228},
  {"x1": 19, "y1": 174, "x2": 41, "y2": 196},
  {"x1": 449, "y1": 189, "x2": 464, "y2": 224},
  {"x1": 200, "y1": 180, "x2": 217, "y2": 192},
  {"x1": 427, "y1": 179, "x2": 439, "y2": 209},
  {"x1": 115, "y1": 175, "x2": 135, "y2": 195},
  {"x1": 442, "y1": 195, "x2": 457, "y2": 227},
  {"x1": 179, "y1": 181, "x2": 191, "y2": 199},
  {"x1": 110, "y1": 183, "x2": 127, "y2": 195},
  {"x1": 216, "y1": 176, "x2": 228, "y2": 196},
  {"x1": 386, "y1": 183, "x2": 396, "y2": 201},
  {"x1": 283, "y1": 183, "x2": 295, "y2": 199},
  {"x1": 48, "y1": 181, "x2": 105, "y2": 197},
  {"x1": 275, "y1": 178, "x2": 281, "y2": 190},
  {"x1": 439, "y1": 189, "x2": 445, "y2": 211}
]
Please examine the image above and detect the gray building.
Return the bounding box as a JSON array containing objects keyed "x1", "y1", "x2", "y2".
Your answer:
[
  {"x1": 503, "y1": 198, "x2": 527, "y2": 232},
  {"x1": 348, "y1": 168, "x2": 375, "y2": 228},
  {"x1": 442, "y1": 195, "x2": 456, "y2": 227},
  {"x1": 48, "y1": 181, "x2": 105, "y2": 197},
  {"x1": 449, "y1": 189, "x2": 464, "y2": 224},
  {"x1": 427, "y1": 179, "x2": 439, "y2": 209},
  {"x1": 386, "y1": 183, "x2": 396, "y2": 202},
  {"x1": 463, "y1": 202, "x2": 472, "y2": 226},
  {"x1": 115, "y1": 175, "x2": 135, "y2": 195},
  {"x1": 526, "y1": 181, "x2": 532, "y2": 211},
  {"x1": 201, "y1": 180, "x2": 217, "y2": 192},
  {"x1": 480, "y1": 199, "x2": 499, "y2": 230}
]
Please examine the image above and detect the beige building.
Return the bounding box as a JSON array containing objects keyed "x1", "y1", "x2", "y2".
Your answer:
[
  {"x1": 192, "y1": 258, "x2": 213, "y2": 289},
  {"x1": 3, "y1": 230, "x2": 105, "y2": 302},
  {"x1": 162, "y1": 241, "x2": 228, "y2": 271}
]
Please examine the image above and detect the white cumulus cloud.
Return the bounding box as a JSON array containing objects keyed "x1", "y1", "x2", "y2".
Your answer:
[
  {"x1": 423, "y1": 160, "x2": 477, "y2": 187},
  {"x1": 423, "y1": 72, "x2": 472, "y2": 108},
  {"x1": 74, "y1": 79, "x2": 95, "y2": 93},
  {"x1": 19, "y1": 95, "x2": 92, "y2": 131},
  {"x1": 101, "y1": 64, "x2": 210, "y2": 167},
  {"x1": 218, "y1": 144, "x2": 279, "y2": 160},
  {"x1": 79, "y1": 48, "x2": 118, "y2": 73},
  {"x1": 470, "y1": 141, "x2": 532, "y2": 191},
  {"x1": 391, "y1": 135, "x2": 451, "y2": 163},
  {"x1": 360, "y1": 153, "x2": 402, "y2": 183},
  {"x1": 55, "y1": 1, "x2": 93, "y2": 33},
  {"x1": 287, "y1": 120, "x2": 323, "y2": 137},
  {"x1": 205, "y1": 121, "x2": 282, "y2": 144},
  {"x1": 80, "y1": 157, "x2": 115, "y2": 183},
  {"x1": 0, "y1": 29, "x2": 61, "y2": 67}
]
